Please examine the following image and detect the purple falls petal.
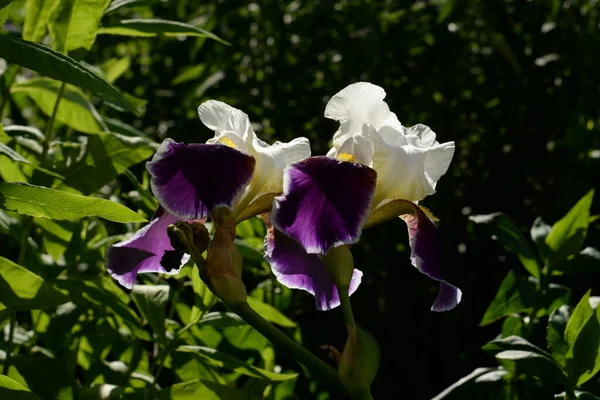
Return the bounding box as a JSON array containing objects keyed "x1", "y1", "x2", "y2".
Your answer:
[
  {"x1": 105, "y1": 207, "x2": 190, "y2": 289},
  {"x1": 399, "y1": 202, "x2": 462, "y2": 311},
  {"x1": 271, "y1": 156, "x2": 376, "y2": 254},
  {"x1": 147, "y1": 139, "x2": 256, "y2": 220},
  {"x1": 264, "y1": 218, "x2": 362, "y2": 311}
]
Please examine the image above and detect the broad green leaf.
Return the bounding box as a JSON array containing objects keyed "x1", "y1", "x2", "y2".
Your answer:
[
  {"x1": 437, "y1": 0, "x2": 457, "y2": 23},
  {"x1": 11, "y1": 78, "x2": 105, "y2": 134},
  {"x1": 531, "y1": 216, "x2": 552, "y2": 262},
  {"x1": 48, "y1": 0, "x2": 110, "y2": 57},
  {"x1": 564, "y1": 291, "x2": 600, "y2": 385},
  {"x1": 479, "y1": 271, "x2": 534, "y2": 326},
  {"x1": 247, "y1": 297, "x2": 297, "y2": 328},
  {"x1": 483, "y1": 336, "x2": 567, "y2": 383},
  {"x1": 97, "y1": 19, "x2": 229, "y2": 44},
  {"x1": 55, "y1": 132, "x2": 155, "y2": 195},
  {"x1": 547, "y1": 305, "x2": 570, "y2": 366},
  {"x1": 102, "y1": 57, "x2": 130, "y2": 83},
  {"x1": 501, "y1": 315, "x2": 524, "y2": 338},
  {"x1": 0, "y1": 34, "x2": 136, "y2": 112},
  {"x1": 431, "y1": 367, "x2": 507, "y2": 400},
  {"x1": 104, "y1": 117, "x2": 150, "y2": 139},
  {"x1": 0, "y1": 182, "x2": 146, "y2": 222},
  {"x1": 131, "y1": 285, "x2": 169, "y2": 343},
  {"x1": 470, "y1": 213, "x2": 540, "y2": 277},
  {"x1": 0, "y1": 256, "x2": 68, "y2": 311},
  {"x1": 23, "y1": 0, "x2": 58, "y2": 41},
  {"x1": 7, "y1": 354, "x2": 75, "y2": 400},
  {"x1": 546, "y1": 190, "x2": 594, "y2": 265},
  {"x1": 234, "y1": 239, "x2": 263, "y2": 262},
  {"x1": 0, "y1": 2, "x2": 12, "y2": 29},
  {"x1": 177, "y1": 346, "x2": 298, "y2": 381},
  {"x1": 56, "y1": 279, "x2": 150, "y2": 340},
  {"x1": 0, "y1": 374, "x2": 41, "y2": 400},
  {"x1": 160, "y1": 379, "x2": 255, "y2": 400}
]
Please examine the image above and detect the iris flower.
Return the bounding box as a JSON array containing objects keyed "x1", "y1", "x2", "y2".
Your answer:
[
  {"x1": 265, "y1": 82, "x2": 462, "y2": 312},
  {"x1": 106, "y1": 101, "x2": 310, "y2": 288}
]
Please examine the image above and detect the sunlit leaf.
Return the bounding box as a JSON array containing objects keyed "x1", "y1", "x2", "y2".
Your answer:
[
  {"x1": 564, "y1": 291, "x2": 600, "y2": 386},
  {"x1": 0, "y1": 182, "x2": 146, "y2": 222},
  {"x1": 546, "y1": 190, "x2": 594, "y2": 266},
  {"x1": 0, "y1": 256, "x2": 68, "y2": 311},
  {"x1": 0, "y1": 34, "x2": 136, "y2": 112},
  {"x1": 10, "y1": 78, "x2": 106, "y2": 134},
  {"x1": 0, "y1": 373, "x2": 41, "y2": 400},
  {"x1": 547, "y1": 305, "x2": 570, "y2": 366},
  {"x1": 431, "y1": 367, "x2": 507, "y2": 400},
  {"x1": 22, "y1": 0, "x2": 58, "y2": 41},
  {"x1": 97, "y1": 19, "x2": 229, "y2": 44},
  {"x1": 247, "y1": 296, "x2": 297, "y2": 328},
  {"x1": 48, "y1": 0, "x2": 110, "y2": 57},
  {"x1": 0, "y1": 1, "x2": 12, "y2": 29}
]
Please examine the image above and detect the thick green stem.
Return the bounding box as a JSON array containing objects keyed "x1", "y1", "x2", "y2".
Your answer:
[
  {"x1": 231, "y1": 301, "x2": 344, "y2": 393},
  {"x1": 338, "y1": 285, "x2": 355, "y2": 330}
]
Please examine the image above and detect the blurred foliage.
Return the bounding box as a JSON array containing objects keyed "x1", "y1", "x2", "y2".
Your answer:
[{"x1": 1, "y1": 0, "x2": 599, "y2": 399}]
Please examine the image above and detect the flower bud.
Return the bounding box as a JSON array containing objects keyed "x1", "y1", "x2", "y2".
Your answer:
[
  {"x1": 166, "y1": 220, "x2": 209, "y2": 268},
  {"x1": 322, "y1": 245, "x2": 354, "y2": 290},
  {"x1": 338, "y1": 326, "x2": 380, "y2": 398}
]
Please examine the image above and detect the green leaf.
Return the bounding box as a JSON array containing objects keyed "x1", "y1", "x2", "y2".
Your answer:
[
  {"x1": 102, "y1": 57, "x2": 130, "y2": 83},
  {"x1": 431, "y1": 367, "x2": 507, "y2": 400},
  {"x1": 437, "y1": 0, "x2": 457, "y2": 23},
  {"x1": 131, "y1": 285, "x2": 169, "y2": 343},
  {"x1": 483, "y1": 335, "x2": 567, "y2": 383},
  {"x1": 564, "y1": 291, "x2": 600, "y2": 385},
  {"x1": 10, "y1": 78, "x2": 106, "y2": 134},
  {"x1": 35, "y1": 218, "x2": 74, "y2": 261},
  {"x1": 0, "y1": 2, "x2": 12, "y2": 29},
  {"x1": 189, "y1": 264, "x2": 215, "y2": 323},
  {"x1": 247, "y1": 297, "x2": 297, "y2": 328},
  {"x1": 0, "y1": 256, "x2": 68, "y2": 311},
  {"x1": 55, "y1": 132, "x2": 155, "y2": 195},
  {"x1": 177, "y1": 346, "x2": 298, "y2": 381},
  {"x1": 547, "y1": 305, "x2": 570, "y2": 366},
  {"x1": 48, "y1": 0, "x2": 110, "y2": 57},
  {"x1": 531, "y1": 216, "x2": 552, "y2": 262},
  {"x1": 0, "y1": 374, "x2": 42, "y2": 400},
  {"x1": 97, "y1": 19, "x2": 229, "y2": 44},
  {"x1": 56, "y1": 279, "x2": 150, "y2": 340},
  {"x1": 160, "y1": 379, "x2": 255, "y2": 400},
  {"x1": 552, "y1": 247, "x2": 600, "y2": 275},
  {"x1": 546, "y1": 190, "x2": 594, "y2": 265},
  {"x1": 22, "y1": 0, "x2": 58, "y2": 42},
  {"x1": 0, "y1": 182, "x2": 146, "y2": 222},
  {"x1": 469, "y1": 213, "x2": 540, "y2": 277},
  {"x1": 234, "y1": 239, "x2": 263, "y2": 262},
  {"x1": 0, "y1": 34, "x2": 136, "y2": 112},
  {"x1": 104, "y1": 0, "x2": 158, "y2": 14},
  {"x1": 480, "y1": 271, "x2": 565, "y2": 326}
]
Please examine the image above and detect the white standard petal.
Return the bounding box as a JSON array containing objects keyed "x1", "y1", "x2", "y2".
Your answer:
[
  {"x1": 329, "y1": 124, "x2": 375, "y2": 166},
  {"x1": 325, "y1": 82, "x2": 403, "y2": 147},
  {"x1": 198, "y1": 100, "x2": 253, "y2": 140}
]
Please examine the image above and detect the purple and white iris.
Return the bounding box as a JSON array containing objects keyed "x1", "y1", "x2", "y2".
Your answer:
[
  {"x1": 267, "y1": 82, "x2": 462, "y2": 312},
  {"x1": 105, "y1": 101, "x2": 310, "y2": 288}
]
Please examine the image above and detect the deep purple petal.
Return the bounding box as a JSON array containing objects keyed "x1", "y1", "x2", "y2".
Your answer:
[
  {"x1": 271, "y1": 156, "x2": 376, "y2": 254},
  {"x1": 399, "y1": 202, "x2": 462, "y2": 311},
  {"x1": 147, "y1": 139, "x2": 255, "y2": 220},
  {"x1": 264, "y1": 221, "x2": 362, "y2": 311},
  {"x1": 105, "y1": 207, "x2": 190, "y2": 289}
]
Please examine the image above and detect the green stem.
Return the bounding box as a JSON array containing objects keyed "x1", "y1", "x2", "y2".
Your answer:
[
  {"x1": 231, "y1": 301, "x2": 344, "y2": 393},
  {"x1": 338, "y1": 285, "x2": 355, "y2": 330},
  {"x1": 41, "y1": 81, "x2": 66, "y2": 160}
]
